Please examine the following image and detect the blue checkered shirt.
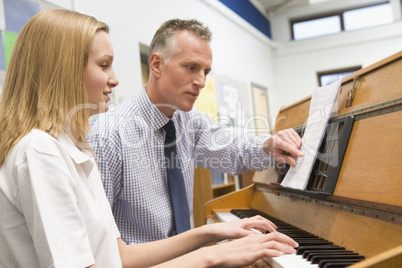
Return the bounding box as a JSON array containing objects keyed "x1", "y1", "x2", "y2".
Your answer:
[{"x1": 88, "y1": 87, "x2": 273, "y2": 244}]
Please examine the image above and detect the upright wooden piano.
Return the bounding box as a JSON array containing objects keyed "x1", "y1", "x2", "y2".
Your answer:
[{"x1": 204, "y1": 51, "x2": 402, "y2": 267}]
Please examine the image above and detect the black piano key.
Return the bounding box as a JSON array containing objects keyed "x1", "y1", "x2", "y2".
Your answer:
[
  {"x1": 284, "y1": 234, "x2": 320, "y2": 239},
  {"x1": 276, "y1": 229, "x2": 305, "y2": 233},
  {"x1": 278, "y1": 232, "x2": 313, "y2": 236},
  {"x1": 307, "y1": 251, "x2": 358, "y2": 262},
  {"x1": 275, "y1": 229, "x2": 305, "y2": 233},
  {"x1": 230, "y1": 209, "x2": 365, "y2": 268},
  {"x1": 297, "y1": 245, "x2": 345, "y2": 255},
  {"x1": 280, "y1": 227, "x2": 318, "y2": 233},
  {"x1": 321, "y1": 260, "x2": 362, "y2": 268},
  {"x1": 297, "y1": 240, "x2": 333, "y2": 246},
  {"x1": 278, "y1": 228, "x2": 311, "y2": 231},
  {"x1": 303, "y1": 249, "x2": 353, "y2": 259},
  {"x1": 278, "y1": 232, "x2": 318, "y2": 237},
  {"x1": 312, "y1": 255, "x2": 365, "y2": 264},
  {"x1": 292, "y1": 237, "x2": 327, "y2": 241}
]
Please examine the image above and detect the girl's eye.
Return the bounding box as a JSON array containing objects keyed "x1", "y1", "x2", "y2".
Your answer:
[{"x1": 101, "y1": 64, "x2": 109, "y2": 69}]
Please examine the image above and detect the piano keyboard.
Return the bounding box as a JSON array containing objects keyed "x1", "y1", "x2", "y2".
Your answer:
[{"x1": 216, "y1": 209, "x2": 365, "y2": 268}]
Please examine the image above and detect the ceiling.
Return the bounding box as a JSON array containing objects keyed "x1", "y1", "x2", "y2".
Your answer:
[{"x1": 250, "y1": 0, "x2": 336, "y2": 17}]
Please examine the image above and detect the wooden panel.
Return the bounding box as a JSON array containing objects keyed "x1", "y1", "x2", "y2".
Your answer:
[
  {"x1": 204, "y1": 185, "x2": 254, "y2": 221},
  {"x1": 193, "y1": 166, "x2": 213, "y2": 227},
  {"x1": 349, "y1": 245, "x2": 402, "y2": 268},
  {"x1": 240, "y1": 170, "x2": 255, "y2": 188},
  {"x1": 335, "y1": 51, "x2": 402, "y2": 116},
  {"x1": 194, "y1": 168, "x2": 238, "y2": 227},
  {"x1": 250, "y1": 190, "x2": 402, "y2": 258},
  {"x1": 273, "y1": 95, "x2": 311, "y2": 131},
  {"x1": 252, "y1": 167, "x2": 279, "y2": 185},
  {"x1": 212, "y1": 182, "x2": 236, "y2": 198},
  {"x1": 333, "y1": 110, "x2": 402, "y2": 207},
  {"x1": 252, "y1": 84, "x2": 271, "y2": 135}
]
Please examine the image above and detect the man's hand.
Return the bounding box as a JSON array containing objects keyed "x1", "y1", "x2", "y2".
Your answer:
[{"x1": 263, "y1": 128, "x2": 303, "y2": 167}]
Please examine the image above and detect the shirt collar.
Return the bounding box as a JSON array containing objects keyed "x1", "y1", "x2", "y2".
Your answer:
[
  {"x1": 136, "y1": 86, "x2": 171, "y2": 131},
  {"x1": 57, "y1": 132, "x2": 92, "y2": 164}
]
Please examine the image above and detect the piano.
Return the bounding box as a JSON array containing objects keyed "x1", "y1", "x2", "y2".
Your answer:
[{"x1": 204, "y1": 50, "x2": 402, "y2": 267}]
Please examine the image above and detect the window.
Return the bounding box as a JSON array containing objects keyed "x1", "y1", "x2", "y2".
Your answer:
[
  {"x1": 317, "y1": 66, "x2": 361, "y2": 86},
  {"x1": 344, "y1": 3, "x2": 393, "y2": 31},
  {"x1": 293, "y1": 16, "x2": 341, "y2": 40},
  {"x1": 291, "y1": 1, "x2": 392, "y2": 40}
]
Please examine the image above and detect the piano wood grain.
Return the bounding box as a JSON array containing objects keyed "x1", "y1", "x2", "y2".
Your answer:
[
  {"x1": 334, "y1": 110, "x2": 402, "y2": 207},
  {"x1": 250, "y1": 189, "x2": 402, "y2": 259}
]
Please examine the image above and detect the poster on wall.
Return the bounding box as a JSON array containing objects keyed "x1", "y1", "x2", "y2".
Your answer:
[
  {"x1": 3, "y1": 0, "x2": 39, "y2": 33},
  {"x1": 212, "y1": 72, "x2": 251, "y2": 130},
  {"x1": 0, "y1": 0, "x2": 40, "y2": 94},
  {"x1": 251, "y1": 83, "x2": 271, "y2": 135},
  {"x1": 194, "y1": 75, "x2": 218, "y2": 121},
  {"x1": 2, "y1": 30, "x2": 17, "y2": 70},
  {"x1": 0, "y1": 0, "x2": 39, "y2": 71}
]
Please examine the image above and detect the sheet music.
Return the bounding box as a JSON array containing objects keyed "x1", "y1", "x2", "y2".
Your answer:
[{"x1": 281, "y1": 78, "x2": 342, "y2": 190}]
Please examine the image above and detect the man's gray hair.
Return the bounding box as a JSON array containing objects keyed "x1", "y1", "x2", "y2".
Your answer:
[{"x1": 149, "y1": 19, "x2": 212, "y2": 64}]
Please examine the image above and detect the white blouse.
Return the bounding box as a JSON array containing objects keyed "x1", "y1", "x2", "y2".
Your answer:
[{"x1": 0, "y1": 129, "x2": 122, "y2": 268}]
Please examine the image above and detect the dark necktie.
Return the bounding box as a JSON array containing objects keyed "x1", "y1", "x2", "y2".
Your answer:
[{"x1": 163, "y1": 120, "x2": 191, "y2": 234}]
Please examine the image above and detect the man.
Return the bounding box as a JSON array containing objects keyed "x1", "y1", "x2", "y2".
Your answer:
[{"x1": 88, "y1": 19, "x2": 303, "y2": 245}]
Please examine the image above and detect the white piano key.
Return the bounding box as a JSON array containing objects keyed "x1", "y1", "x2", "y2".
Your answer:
[
  {"x1": 216, "y1": 211, "x2": 322, "y2": 267},
  {"x1": 215, "y1": 211, "x2": 240, "y2": 222},
  {"x1": 264, "y1": 254, "x2": 319, "y2": 268}
]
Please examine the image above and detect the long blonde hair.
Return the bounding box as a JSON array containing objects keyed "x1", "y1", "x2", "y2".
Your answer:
[{"x1": 0, "y1": 9, "x2": 109, "y2": 165}]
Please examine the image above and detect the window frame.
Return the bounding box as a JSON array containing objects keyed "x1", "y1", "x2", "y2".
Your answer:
[
  {"x1": 317, "y1": 66, "x2": 361, "y2": 87},
  {"x1": 290, "y1": 1, "x2": 390, "y2": 40}
]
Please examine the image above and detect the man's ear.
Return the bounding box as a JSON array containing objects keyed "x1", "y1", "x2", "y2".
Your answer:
[{"x1": 149, "y1": 53, "x2": 163, "y2": 78}]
